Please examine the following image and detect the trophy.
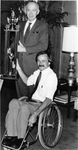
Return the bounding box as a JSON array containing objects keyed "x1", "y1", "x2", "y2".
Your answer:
[
  {"x1": 7, "y1": 48, "x2": 15, "y2": 76},
  {"x1": 1, "y1": 9, "x2": 19, "y2": 80},
  {"x1": 6, "y1": 10, "x2": 19, "y2": 31}
]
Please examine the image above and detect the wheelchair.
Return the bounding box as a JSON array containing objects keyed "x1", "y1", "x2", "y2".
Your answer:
[{"x1": 1, "y1": 101, "x2": 63, "y2": 150}]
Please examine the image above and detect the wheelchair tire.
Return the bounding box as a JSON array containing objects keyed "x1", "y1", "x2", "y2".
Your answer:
[
  {"x1": 38, "y1": 103, "x2": 63, "y2": 149},
  {"x1": 3, "y1": 147, "x2": 10, "y2": 150}
]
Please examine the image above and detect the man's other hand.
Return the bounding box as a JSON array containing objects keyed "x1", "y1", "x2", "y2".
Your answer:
[
  {"x1": 17, "y1": 45, "x2": 26, "y2": 52},
  {"x1": 28, "y1": 112, "x2": 37, "y2": 126}
]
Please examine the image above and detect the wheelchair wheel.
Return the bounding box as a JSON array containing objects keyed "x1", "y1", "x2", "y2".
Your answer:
[
  {"x1": 38, "y1": 103, "x2": 63, "y2": 149},
  {"x1": 3, "y1": 148, "x2": 10, "y2": 150}
]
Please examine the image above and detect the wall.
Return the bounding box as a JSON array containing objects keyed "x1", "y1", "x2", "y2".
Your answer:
[
  {"x1": 49, "y1": 1, "x2": 62, "y2": 77},
  {"x1": 59, "y1": 0, "x2": 78, "y2": 79}
]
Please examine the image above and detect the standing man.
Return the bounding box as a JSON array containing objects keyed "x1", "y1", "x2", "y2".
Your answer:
[
  {"x1": 16, "y1": 1, "x2": 49, "y2": 97},
  {"x1": 3, "y1": 51, "x2": 57, "y2": 149}
]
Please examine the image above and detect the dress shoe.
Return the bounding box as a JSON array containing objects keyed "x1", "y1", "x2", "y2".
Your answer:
[
  {"x1": 2, "y1": 136, "x2": 17, "y2": 146},
  {"x1": 11, "y1": 138, "x2": 23, "y2": 149}
]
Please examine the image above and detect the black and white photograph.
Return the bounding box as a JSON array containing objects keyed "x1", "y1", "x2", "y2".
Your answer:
[{"x1": 0, "y1": 0, "x2": 78, "y2": 150}]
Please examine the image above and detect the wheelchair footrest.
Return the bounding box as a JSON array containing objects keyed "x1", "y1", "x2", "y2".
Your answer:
[{"x1": 1, "y1": 137, "x2": 28, "y2": 150}]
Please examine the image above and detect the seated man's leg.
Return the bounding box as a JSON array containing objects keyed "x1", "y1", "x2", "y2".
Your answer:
[
  {"x1": 5, "y1": 99, "x2": 21, "y2": 136},
  {"x1": 17, "y1": 102, "x2": 40, "y2": 138},
  {"x1": 17, "y1": 103, "x2": 30, "y2": 138}
]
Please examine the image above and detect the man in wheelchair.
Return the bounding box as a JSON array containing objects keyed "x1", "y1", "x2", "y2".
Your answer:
[{"x1": 2, "y1": 51, "x2": 58, "y2": 149}]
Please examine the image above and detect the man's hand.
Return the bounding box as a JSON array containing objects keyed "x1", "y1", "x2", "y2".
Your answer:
[
  {"x1": 28, "y1": 112, "x2": 38, "y2": 126},
  {"x1": 16, "y1": 59, "x2": 28, "y2": 85},
  {"x1": 7, "y1": 48, "x2": 11, "y2": 54},
  {"x1": 17, "y1": 45, "x2": 26, "y2": 52},
  {"x1": 17, "y1": 41, "x2": 26, "y2": 52}
]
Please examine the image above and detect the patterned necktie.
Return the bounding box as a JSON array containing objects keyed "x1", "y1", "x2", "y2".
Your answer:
[
  {"x1": 24, "y1": 23, "x2": 31, "y2": 41},
  {"x1": 27, "y1": 71, "x2": 42, "y2": 102}
]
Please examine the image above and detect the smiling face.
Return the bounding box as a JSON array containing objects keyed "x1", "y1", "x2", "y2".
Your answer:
[
  {"x1": 37, "y1": 54, "x2": 50, "y2": 71},
  {"x1": 24, "y1": 2, "x2": 39, "y2": 22}
]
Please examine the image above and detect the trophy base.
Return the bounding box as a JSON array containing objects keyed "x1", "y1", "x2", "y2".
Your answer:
[{"x1": 0, "y1": 74, "x2": 17, "y2": 80}]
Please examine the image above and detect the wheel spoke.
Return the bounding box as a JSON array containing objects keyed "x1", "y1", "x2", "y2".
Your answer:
[
  {"x1": 42, "y1": 107, "x2": 60, "y2": 146},
  {"x1": 38, "y1": 104, "x2": 63, "y2": 149}
]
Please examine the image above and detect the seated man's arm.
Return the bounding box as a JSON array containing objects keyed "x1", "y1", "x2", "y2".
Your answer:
[
  {"x1": 34, "y1": 98, "x2": 52, "y2": 116},
  {"x1": 17, "y1": 60, "x2": 28, "y2": 85},
  {"x1": 28, "y1": 98, "x2": 51, "y2": 126}
]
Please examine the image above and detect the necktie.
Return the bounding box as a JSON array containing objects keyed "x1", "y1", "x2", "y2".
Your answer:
[
  {"x1": 27, "y1": 71, "x2": 42, "y2": 102},
  {"x1": 24, "y1": 23, "x2": 31, "y2": 41}
]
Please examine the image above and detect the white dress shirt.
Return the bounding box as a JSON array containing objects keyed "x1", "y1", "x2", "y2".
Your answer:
[
  {"x1": 27, "y1": 67, "x2": 58, "y2": 102},
  {"x1": 23, "y1": 18, "x2": 37, "y2": 36}
]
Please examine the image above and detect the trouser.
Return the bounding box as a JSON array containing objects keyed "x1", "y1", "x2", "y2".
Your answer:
[
  {"x1": 5, "y1": 98, "x2": 41, "y2": 138},
  {"x1": 16, "y1": 78, "x2": 34, "y2": 98},
  {"x1": 16, "y1": 78, "x2": 29, "y2": 98}
]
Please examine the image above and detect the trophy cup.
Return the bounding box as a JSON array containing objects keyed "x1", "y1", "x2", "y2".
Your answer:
[
  {"x1": 1, "y1": 9, "x2": 19, "y2": 80},
  {"x1": 7, "y1": 10, "x2": 19, "y2": 31}
]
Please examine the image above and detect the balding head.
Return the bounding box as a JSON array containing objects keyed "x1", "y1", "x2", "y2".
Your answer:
[{"x1": 24, "y1": 1, "x2": 39, "y2": 15}]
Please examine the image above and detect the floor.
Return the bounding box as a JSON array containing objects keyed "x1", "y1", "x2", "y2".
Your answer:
[{"x1": 1, "y1": 80, "x2": 78, "y2": 150}]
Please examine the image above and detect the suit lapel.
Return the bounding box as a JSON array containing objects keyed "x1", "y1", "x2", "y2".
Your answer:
[
  {"x1": 25, "y1": 20, "x2": 41, "y2": 43},
  {"x1": 20, "y1": 20, "x2": 43, "y2": 43}
]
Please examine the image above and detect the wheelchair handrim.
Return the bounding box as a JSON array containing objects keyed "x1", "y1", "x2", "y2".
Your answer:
[{"x1": 38, "y1": 104, "x2": 63, "y2": 149}]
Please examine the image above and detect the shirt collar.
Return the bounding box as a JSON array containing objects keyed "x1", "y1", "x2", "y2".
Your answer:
[
  {"x1": 28, "y1": 18, "x2": 37, "y2": 28},
  {"x1": 39, "y1": 67, "x2": 51, "y2": 75}
]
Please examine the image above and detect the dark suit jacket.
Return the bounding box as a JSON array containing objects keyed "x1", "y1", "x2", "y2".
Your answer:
[
  {"x1": 14, "y1": 19, "x2": 49, "y2": 97},
  {"x1": 18, "y1": 19, "x2": 49, "y2": 76}
]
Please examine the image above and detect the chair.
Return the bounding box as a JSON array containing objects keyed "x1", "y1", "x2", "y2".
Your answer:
[
  {"x1": 54, "y1": 78, "x2": 78, "y2": 118},
  {"x1": 1, "y1": 102, "x2": 63, "y2": 150}
]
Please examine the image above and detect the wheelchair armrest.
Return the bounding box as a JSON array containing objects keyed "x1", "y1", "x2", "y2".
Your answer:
[
  {"x1": 18, "y1": 96, "x2": 28, "y2": 101},
  {"x1": 39, "y1": 101, "x2": 56, "y2": 115}
]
